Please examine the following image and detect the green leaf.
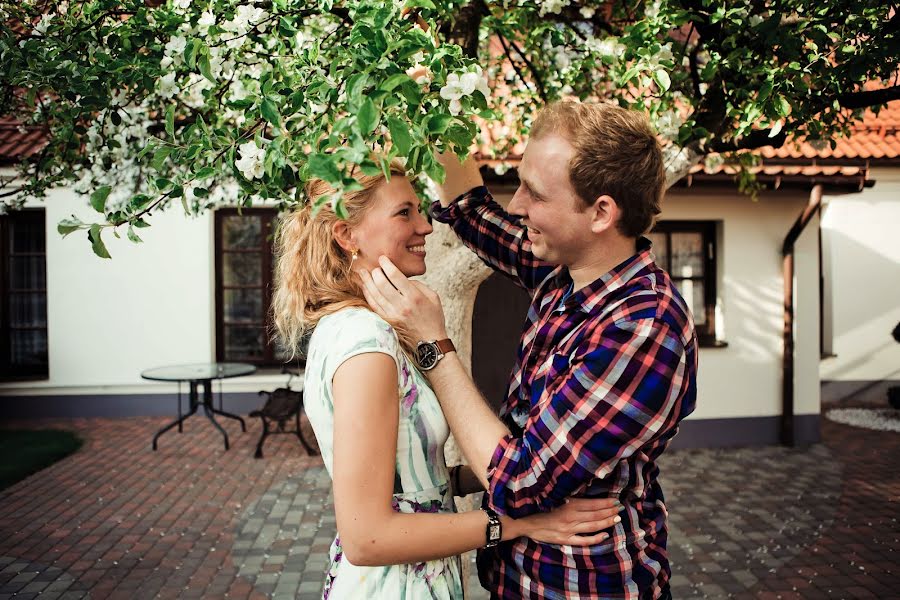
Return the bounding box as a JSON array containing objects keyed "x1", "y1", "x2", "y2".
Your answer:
[
  {"x1": 426, "y1": 113, "x2": 452, "y2": 134},
  {"x1": 380, "y1": 73, "x2": 410, "y2": 92},
  {"x1": 57, "y1": 216, "x2": 85, "y2": 237},
  {"x1": 151, "y1": 146, "x2": 171, "y2": 171},
  {"x1": 165, "y1": 104, "x2": 175, "y2": 138},
  {"x1": 332, "y1": 196, "x2": 349, "y2": 220},
  {"x1": 90, "y1": 186, "x2": 111, "y2": 213},
  {"x1": 759, "y1": 79, "x2": 773, "y2": 102},
  {"x1": 127, "y1": 224, "x2": 143, "y2": 243},
  {"x1": 88, "y1": 224, "x2": 111, "y2": 259},
  {"x1": 357, "y1": 98, "x2": 379, "y2": 135},
  {"x1": 652, "y1": 69, "x2": 671, "y2": 91},
  {"x1": 133, "y1": 218, "x2": 151, "y2": 228},
  {"x1": 260, "y1": 98, "x2": 281, "y2": 128},
  {"x1": 387, "y1": 116, "x2": 412, "y2": 155},
  {"x1": 404, "y1": 0, "x2": 436, "y2": 8},
  {"x1": 193, "y1": 166, "x2": 216, "y2": 180},
  {"x1": 198, "y1": 52, "x2": 214, "y2": 82},
  {"x1": 185, "y1": 38, "x2": 200, "y2": 68},
  {"x1": 307, "y1": 154, "x2": 342, "y2": 183},
  {"x1": 775, "y1": 96, "x2": 791, "y2": 118}
]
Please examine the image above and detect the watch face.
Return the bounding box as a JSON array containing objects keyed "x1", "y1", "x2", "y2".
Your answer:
[
  {"x1": 489, "y1": 524, "x2": 501, "y2": 541},
  {"x1": 416, "y1": 342, "x2": 438, "y2": 370}
]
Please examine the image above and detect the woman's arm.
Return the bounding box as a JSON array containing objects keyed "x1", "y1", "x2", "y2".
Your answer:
[{"x1": 332, "y1": 353, "x2": 621, "y2": 567}]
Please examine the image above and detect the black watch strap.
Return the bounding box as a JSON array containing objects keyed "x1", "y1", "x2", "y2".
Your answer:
[{"x1": 482, "y1": 507, "x2": 502, "y2": 548}]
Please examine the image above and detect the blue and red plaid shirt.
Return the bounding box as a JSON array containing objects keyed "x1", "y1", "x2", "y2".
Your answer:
[{"x1": 431, "y1": 187, "x2": 698, "y2": 599}]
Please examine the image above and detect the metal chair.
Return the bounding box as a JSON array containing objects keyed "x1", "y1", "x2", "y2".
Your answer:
[{"x1": 250, "y1": 368, "x2": 318, "y2": 458}]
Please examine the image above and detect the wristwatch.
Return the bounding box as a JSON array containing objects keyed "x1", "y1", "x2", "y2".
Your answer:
[
  {"x1": 415, "y1": 338, "x2": 455, "y2": 371},
  {"x1": 482, "y1": 507, "x2": 502, "y2": 548}
]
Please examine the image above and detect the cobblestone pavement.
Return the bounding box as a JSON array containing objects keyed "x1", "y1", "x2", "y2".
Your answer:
[{"x1": 0, "y1": 410, "x2": 897, "y2": 599}]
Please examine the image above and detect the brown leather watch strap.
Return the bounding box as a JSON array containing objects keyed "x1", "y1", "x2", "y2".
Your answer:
[{"x1": 435, "y1": 338, "x2": 456, "y2": 355}]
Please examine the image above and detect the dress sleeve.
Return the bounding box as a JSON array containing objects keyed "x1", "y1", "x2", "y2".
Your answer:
[{"x1": 321, "y1": 308, "x2": 402, "y2": 388}]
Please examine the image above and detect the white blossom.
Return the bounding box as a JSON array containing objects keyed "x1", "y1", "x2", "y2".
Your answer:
[
  {"x1": 157, "y1": 72, "x2": 179, "y2": 98},
  {"x1": 235, "y1": 141, "x2": 266, "y2": 180},
  {"x1": 440, "y1": 68, "x2": 490, "y2": 115},
  {"x1": 654, "y1": 110, "x2": 682, "y2": 139},
  {"x1": 198, "y1": 11, "x2": 216, "y2": 32},
  {"x1": 110, "y1": 90, "x2": 129, "y2": 107},
  {"x1": 538, "y1": 0, "x2": 570, "y2": 17},
  {"x1": 406, "y1": 64, "x2": 433, "y2": 86},
  {"x1": 580, "y1": 6, "x2": 596, "y2": 19},
  {"x1": 173, "y1": 0, "x2": 191, "y2": 9},
  {"x1": 35, "y1": 13, "x2": 55, "y2": 35},
  {"x1": 164, "y1": 35, "x2": 187, "y2": 63},
  {"x1": 749, "y1": 14, "x2": 764, "y2": 27}
]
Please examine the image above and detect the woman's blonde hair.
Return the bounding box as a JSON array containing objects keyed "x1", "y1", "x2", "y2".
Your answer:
[{"x1": 272, "y1": 162, "x2": 420, "y2": 360}]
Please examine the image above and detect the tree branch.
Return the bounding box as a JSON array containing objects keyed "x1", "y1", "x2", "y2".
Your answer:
[
  {"x1": 496, "y1": 32, "x2": 535, "y2": 97},
  {"x1": 506, "y1": 38, "x2": 548, "y2": 103},
  {"x1": 706, "y1": 129, "x2": 788, "y2": 153},
  {"x1": 837, "y1": 85, "x2": 900, "y2": 110}
]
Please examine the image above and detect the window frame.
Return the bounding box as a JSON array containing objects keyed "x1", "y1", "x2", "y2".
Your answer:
[
  {"x1": 648, "y1": 220, "x2": 721, "y2": 347},
  {"x1": 1, "y1": 208, "x2": 49, "y2": 379},
  {"x1": 214, "y1": 207, "x2": 281, "y2": 366}
]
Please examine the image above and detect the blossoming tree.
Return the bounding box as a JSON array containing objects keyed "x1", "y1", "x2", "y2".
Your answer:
[{"x1": 0, "y1": 1, "x2": 896, "y2": 363}]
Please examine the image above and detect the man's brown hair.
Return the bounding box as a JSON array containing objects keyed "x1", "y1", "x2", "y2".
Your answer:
[{"x1": 530, "y1": 101, "x2": 664, "y2": 237}]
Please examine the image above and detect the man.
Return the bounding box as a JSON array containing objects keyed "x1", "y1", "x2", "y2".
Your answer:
[{"x1": 361, "y1": 101, "x2": 697, "y2": 599}]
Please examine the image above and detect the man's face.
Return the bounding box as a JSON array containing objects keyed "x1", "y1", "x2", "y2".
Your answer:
[{"x1": 507, "y1": 133, "x2": 594, "y2": 266}]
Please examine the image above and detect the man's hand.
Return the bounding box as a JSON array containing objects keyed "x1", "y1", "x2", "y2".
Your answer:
[{"x1": 358, "y1": 256, "x2": 448, "y2": 342}]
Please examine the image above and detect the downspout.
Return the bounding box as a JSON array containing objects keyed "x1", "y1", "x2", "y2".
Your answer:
[{"x1": 781, "y1": 184, "x2": 824, "y2": 446}]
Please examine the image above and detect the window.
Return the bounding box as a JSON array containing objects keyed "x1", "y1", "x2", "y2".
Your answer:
[
  {"x1": 647, "y1": 221, "x2": 720, "y2": 345},
  {"x1": 1, "y1": 209, "x2": 48, "y2": 378},
  {"x1": 214, "y1": 208, "x2": 287, "y2": 366}
]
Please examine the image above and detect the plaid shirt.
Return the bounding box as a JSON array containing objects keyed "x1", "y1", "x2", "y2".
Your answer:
[{"x1": 431, "y1": 187, "x2": 698, "y2": 600}]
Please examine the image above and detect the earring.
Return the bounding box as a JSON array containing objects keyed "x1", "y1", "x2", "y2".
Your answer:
[{"x1": 351, "y1": 249, "x2": 358, "y2": 263}]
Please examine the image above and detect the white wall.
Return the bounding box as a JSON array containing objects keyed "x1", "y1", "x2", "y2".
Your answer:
[
  {"x1": 0, "y1": 187, "x2": 288, "y2": 399},
  {"x1": 661, "y1": 188, "x2": 818, "y2": 420},
  {"x1": 820, "y1": 169, "x2": 900, "y2": 384}
]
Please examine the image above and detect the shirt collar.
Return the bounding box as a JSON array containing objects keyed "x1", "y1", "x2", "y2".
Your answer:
[{"x1": 553, "y1": 237, "x2": 655, "y2": 314}]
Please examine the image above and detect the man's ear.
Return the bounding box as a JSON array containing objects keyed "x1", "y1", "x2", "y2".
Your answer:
[
  {"x1": 332, "y1": 220, "x2": 356, "y2": 253},
  {"x1": 590, "y1": 194, "x2": 619, "y2": 234}
]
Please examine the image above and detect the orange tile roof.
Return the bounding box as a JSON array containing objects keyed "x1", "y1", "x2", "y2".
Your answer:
[{"x1": 0, "y1": 118, "x2": 47, "y2": 163}]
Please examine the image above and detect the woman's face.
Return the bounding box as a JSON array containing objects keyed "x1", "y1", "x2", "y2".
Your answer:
[{"x1": 350, "y1": 176, "x2": 433, "y2": 277}]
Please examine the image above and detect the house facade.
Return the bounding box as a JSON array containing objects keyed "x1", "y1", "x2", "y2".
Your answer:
[{"x1": 1, "y1": 106, "x2": 898, "y2": 449}]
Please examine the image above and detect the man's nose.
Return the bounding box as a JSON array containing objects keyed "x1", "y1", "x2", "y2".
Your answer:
[{"x1": 507, "y1": 186, "x2": 527, "y2": 217}]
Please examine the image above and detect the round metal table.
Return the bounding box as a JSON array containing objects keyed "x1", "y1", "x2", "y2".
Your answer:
[{"x1": 141, "y1": 362, "x2": 256, "y2": 451}]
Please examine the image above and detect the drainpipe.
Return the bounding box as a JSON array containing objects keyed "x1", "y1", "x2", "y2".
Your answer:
[{"x1": 781, "y1": 184, "x2": 824, "y2": 446}]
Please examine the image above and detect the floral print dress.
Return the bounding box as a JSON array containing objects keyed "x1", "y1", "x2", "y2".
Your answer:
[{"x1": 304, "y1": 307, "x2": 464, "y2": 600}]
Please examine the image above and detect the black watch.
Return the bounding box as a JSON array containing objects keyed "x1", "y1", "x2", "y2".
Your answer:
[
  {"x1": 415, "y1": 338, "x2": 455, "y2": 371},
  {"x1": 482, "y1": 507, "x2": 502, "y2": 548}
]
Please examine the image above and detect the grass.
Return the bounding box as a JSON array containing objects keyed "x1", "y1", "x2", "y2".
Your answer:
[{"x1": 0, "y1": 429, "x2": 83, "y2": 491}]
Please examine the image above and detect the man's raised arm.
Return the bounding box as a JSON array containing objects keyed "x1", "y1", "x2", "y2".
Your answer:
[{"x1": 435, "y1": 152, "x2": 484, "y2": 207}]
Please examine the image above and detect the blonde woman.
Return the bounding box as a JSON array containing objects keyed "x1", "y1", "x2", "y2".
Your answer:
[{"x1": 273, "y1": 164, "x2": 622, "y2": 599}]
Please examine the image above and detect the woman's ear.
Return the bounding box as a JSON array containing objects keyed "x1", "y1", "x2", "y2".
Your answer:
[{"x1": 332, "y1": 220, "x2": 356, "y2": 253}]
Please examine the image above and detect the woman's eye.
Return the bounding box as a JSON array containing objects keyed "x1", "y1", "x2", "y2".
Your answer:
[{"x1": 398, "y1": 209, "x2": 410, "y2": 216}]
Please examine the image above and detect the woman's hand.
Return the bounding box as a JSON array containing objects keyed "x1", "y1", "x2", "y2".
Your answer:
[{"x1": 513, "y1": 498, "x2": 623, "y2": 546}]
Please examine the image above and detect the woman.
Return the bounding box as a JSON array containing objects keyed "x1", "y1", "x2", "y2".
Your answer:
[{"x1": 273, "y1": 163, "x2": 621, "y2": 599}]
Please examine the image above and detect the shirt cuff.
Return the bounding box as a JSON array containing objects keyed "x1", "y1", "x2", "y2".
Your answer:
[{"x1": 428, "y1": 185, "x2": 491, "y2": 224}]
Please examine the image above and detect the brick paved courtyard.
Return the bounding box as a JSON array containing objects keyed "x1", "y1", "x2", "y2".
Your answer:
[{"x1": 0, "y1": 410, "x2": 898, "y2": 599}]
